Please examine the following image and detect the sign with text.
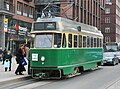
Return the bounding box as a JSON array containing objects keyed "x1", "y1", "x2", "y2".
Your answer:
[{"x1": 4, "y1": 18, "x2": 8, "y2": 32}]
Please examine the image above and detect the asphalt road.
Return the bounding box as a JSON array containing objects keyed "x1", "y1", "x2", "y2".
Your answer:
[
  {"x1": 1, "y1": 65, "x2": 120, "y2": 89},
  {"x1": 34, "y1": 65, "x2": 120, "y2": 89}
]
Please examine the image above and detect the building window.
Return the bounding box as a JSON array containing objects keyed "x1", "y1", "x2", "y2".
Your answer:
[
  {"x1": 105, "y1": 17, "x2": 110, "y2": 23},
  {"x1": 29, "y1": 6, "x2": 33, "y2": 18},
  {"x1": 106, "y1": 0, "x2": 111, "y2": 4},
  {"x1": 4, "y1": 3, "x2": 9, "y2": 11},
  {"x1": 105, "y1": 36, "x2": 111, "y2": 42},
  {"x1": 23, "y1": 4, "x2": 28, "y2": 17},
  {"x1": 105, "y1": 8, "x2": 110, "y2": 14},
  {"x1": 17, "y1": 2, "x2": 23, "y2": 15},
  {"x1": 105, "y1": 27, "x2": 110, "y2": 33}
]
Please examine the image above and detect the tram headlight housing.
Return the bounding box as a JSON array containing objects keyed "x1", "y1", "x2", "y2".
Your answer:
[{"x1": 32, "y1": 53, "x2": 38, "y2": 61}]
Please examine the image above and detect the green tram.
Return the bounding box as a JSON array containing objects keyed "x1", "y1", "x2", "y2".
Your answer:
[{"x1": 30, "y1": 17, "x2": 103, "y2": 79}]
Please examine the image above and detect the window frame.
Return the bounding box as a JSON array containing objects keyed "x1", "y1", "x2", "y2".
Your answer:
[
  {"x1": 105, "y1": 8, "x2": 110, "y2": 14},
  {"x1": 68, "y1": 34, "x2": 72, "y2": 48},
  {"x1": 79, "y1": 35, "x2": 82, "y2": 48},
  {"x1": 74, "y1": 35, "x2": 78, "y2": 48},
  {"x1": 87, "y1": 36, "x2": 91, "y2": 48},
  {"x1": 17, "y1": 1, "x2": 23, "y2": 15},
  {"x1": 83, "y1": 36, "x2": 87, "y2": 48},
  {"x1": 105, "y1": 17, "x2": 110, "y2": 23}
]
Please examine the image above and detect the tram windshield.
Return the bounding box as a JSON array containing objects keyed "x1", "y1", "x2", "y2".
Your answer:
[
  {"x1": 36, "y1": 34, "x2": 52, "y2": 48},
  {"x1": 35, "y1": 33, "x2": 62, "y2": 48},
  {"x1": 106, "y1": 45, "x2": 117, "y2": 52},
  {"x1": 104, "y1": 43, "x2": 119, "y2": 52}
]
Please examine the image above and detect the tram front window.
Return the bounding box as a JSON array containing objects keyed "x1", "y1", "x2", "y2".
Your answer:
[
  {"x1": 105, "y1": 45, "x2": 117, "y2": 52},
  {"x1": 35, "y1": 34, "x2": 52, "y2": 48}
]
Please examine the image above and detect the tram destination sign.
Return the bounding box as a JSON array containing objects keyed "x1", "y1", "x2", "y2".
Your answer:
[{"x1": 34, "y1": 22, "x2": 56, "y2": 31}]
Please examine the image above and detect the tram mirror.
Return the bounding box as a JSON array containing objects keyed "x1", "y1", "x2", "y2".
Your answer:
[{"x1": 77, "y1": 26, "x2": 81, "y2": 32}]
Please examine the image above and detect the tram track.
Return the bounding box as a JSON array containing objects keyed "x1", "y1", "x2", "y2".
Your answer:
[
  {"x1": 0, "y1": 77, "x2": 35, "y2": 89},
  {"x1": 0, "y1": 76, "x2": 56, "y2": 89}
]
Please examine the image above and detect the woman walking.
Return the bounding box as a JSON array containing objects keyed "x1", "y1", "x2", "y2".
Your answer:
[{"x1": 15, "y1": 44, "x2": 26, "y2": 75}]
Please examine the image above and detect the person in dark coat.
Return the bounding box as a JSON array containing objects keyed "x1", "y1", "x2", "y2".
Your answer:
[
  {"x1": 7, "y1": 51, "x2": 12, "y2": 71},
  {"x1": 2, "y1": 47, "x2": 7, "y2": 64},
  {"x1": 3, "y1": 50, "x2": 12, "y2": 71},
  {"x1": 0, "y1": 47, "x2": 2, "y2": 62},
  {"x1": 15, "y1": 44, "x2": 26, "y2": 75}
]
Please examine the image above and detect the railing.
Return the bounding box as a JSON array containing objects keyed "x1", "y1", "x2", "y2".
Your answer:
[
  {"x1": 0, "y1": 1, "x2": 15, "y2": 14},
  {"x1": 34, "y1": 0, "x2": 74, "y2": 6},
  {"x1": 34, "y1": 0, "x2": 60, "y2": 3},
  {"x1": 34, "y1": 0, "x2": 74, "y2": 4}
]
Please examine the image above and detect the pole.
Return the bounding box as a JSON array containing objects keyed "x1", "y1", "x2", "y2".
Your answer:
[
  {"x1": 10, "y1": 39, "x2": 12, "y2": 54},
  {"x1": 26, "y1": 27, "x2": 28, "y2": 45}
]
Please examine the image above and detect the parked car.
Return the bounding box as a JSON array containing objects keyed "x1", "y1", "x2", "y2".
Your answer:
[{"x1": 103, "y1": 52, "x2": 119, "y2": 66}]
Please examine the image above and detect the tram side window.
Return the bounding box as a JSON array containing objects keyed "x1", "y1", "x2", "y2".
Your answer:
[
  {"x1": 100, "y1": 39, "x2": 102, "y2": 47},
  {"x1": 91, "y1": 37, "x2": 93, "y2": 47},
  {"x1": 79, "y1": 35, "x2": 82, "y2": 48},
  {"x1": 68, "y1": 34, "x2": 72, "y2": 48},
  {"x1": 54, "y1": 33, "x2": 62, "y2": 48},
  {"x1": 94, "y1": 38, "x2": 97, "y2": 47},
  {"x1": 87, "y1": 36, "x2": 91, "y2": 48},
  {"x1": 97, "y1": 38, "x2": 100, "y2": 47},
  {"x1": 62, "y1": 33, "x2": 66, "y2": 48},
  {"x1": 83, "y1": 36, "x2": 87, "y2": 47},
  {"x1": 74, "y1": 35, "x2": 78, "y2": 48}
]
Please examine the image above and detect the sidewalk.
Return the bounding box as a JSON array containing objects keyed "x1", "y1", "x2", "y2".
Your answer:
[{"x1": 0, "y1": 57, "x2": 30, "y2": 83}]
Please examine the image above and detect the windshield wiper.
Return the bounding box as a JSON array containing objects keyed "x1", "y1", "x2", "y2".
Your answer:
[{"x1": 46, "y1": 34, "x2": 52, "y2": 43}]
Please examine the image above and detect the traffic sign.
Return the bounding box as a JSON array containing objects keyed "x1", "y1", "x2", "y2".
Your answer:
[
  {"x1": 4, "y1": 27, "x2": 8, "y2": 32},
  {"x1": 4, "y1": 18, "x2": 8, "y2": 24},
  {"x1": 10, "y1": 34, "x2": 13, "y2": 38},
  {"x1": 4, "y1": 24, "x2": 8, "y2": 28}
]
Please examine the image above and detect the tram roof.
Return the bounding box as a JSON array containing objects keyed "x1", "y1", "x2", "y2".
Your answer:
[{"x1": 33, "y1": 17, "x2": 103, "y2": 37}]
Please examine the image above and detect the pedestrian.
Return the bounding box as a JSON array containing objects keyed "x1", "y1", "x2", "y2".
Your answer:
[
  {"x1": 4, "y1": 59, "x2": 10, "y2": 72},
  {"x1": 2, "y1": 47, "x2": 7, "y2": 64},
  {"x1": 3, "y1": 51, "x2": 12, "y2": 71},
  {"x1": 7, "y1": 51, "x2": 12, "y2": 71},
  {"x1": 15, "y1": 44, "x2": 26, "y2": 75},
  {"x1": 25, "y1": 46, "x2": 30, "y2": 60},
  {"x1": 0, "y1": 47, "x2": 2, "y2": 62},
  {"x1": 25, "y1": 46, "x2": 31, "y2": 74}
]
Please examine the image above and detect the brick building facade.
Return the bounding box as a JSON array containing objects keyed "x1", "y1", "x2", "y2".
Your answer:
[
  {"x1": 101, "y1": 0, "x2": 120, "y2": 43},
  {"x1": 35, "y1": 0, "x2": 105, "y2": 31},
  {"x1": 0, "y1": 0, "x2": 34, "y2": 54}
]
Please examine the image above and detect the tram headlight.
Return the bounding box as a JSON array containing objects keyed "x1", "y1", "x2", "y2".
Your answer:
[
  {"x1": 41, "y1": 56, "x2": 45, "y2": 61},
  {"x1": 31, "y1": 34, "x2": 35, "y2": 38},
  {"x1": 32, "y1": 53, "x2": 38, "y2": 61}
]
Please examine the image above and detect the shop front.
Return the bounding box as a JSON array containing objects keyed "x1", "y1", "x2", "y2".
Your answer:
[{"x1": 6, "y1": 19, "x2": 32, "y2": 55}]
